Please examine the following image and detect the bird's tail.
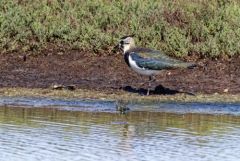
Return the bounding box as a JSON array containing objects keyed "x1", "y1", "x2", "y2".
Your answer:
[
  {"x1": 186, "y1": 63, "x2": 197, "y2": 69},
  {"x1": 176, "y1": 62, "x2": 197, "y2": 69}
]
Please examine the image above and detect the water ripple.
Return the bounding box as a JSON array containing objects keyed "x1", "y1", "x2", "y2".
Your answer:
[{"x1": 1, "y1": 103, "x2": 240, "y2": 161}]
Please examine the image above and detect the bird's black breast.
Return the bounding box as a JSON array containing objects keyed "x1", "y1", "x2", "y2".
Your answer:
[{"x1": 124, "y1": 52, "x2": 130, "y2": 67}]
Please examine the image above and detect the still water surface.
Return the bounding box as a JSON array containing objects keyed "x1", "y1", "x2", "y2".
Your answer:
[{"x1": 0, "y1": 97, "x2": 240, "y2": 161}]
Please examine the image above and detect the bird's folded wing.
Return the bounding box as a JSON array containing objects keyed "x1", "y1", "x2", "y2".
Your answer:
[
  {"x1": 130, "y1": 51, "x2": 193, "y2": 70},
  {"x1": 130, "y1": 53, "x2": 175, "y2": 70},
  {"x1": 131, "y1": 48, "x2": 184, "y2": 64}
]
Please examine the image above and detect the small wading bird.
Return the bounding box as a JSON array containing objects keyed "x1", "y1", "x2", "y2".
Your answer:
[{"x1": 114, "y1": 35, "x2": 196, "y2": 95}]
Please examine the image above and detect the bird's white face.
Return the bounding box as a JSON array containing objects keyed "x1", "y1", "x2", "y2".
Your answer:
[{"x1": 119, "y1": 37, "x2": 135, "y2": 54}]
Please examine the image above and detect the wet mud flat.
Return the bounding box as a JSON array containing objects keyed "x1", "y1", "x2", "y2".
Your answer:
[
  {"x1": 0, "y1": 87, "x2": 240, "y2": 104},
  {"x1": 0, "y1": 51, "x2": 239, "y2": 95}
]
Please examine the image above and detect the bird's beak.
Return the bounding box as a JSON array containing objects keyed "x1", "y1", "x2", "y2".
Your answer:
[{"x1": 112, "y1": 43, "x2": 120, "y2": 53}]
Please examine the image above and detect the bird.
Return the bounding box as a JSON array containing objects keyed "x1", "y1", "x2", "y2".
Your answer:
[{"x1": 114, "y1": 35, "x2": 196, "y2": 96}]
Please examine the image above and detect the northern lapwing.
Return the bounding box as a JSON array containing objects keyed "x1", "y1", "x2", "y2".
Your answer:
[{"x1": 114, "y1": 35, "x2": 196, "y2": 95}]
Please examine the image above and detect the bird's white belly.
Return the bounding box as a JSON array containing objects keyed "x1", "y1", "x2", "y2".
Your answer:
[{"x1": 128, "y1": 56, "x2": 160, "y2": 76}]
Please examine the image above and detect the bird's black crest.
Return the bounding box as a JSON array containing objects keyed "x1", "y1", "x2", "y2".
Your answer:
[{"x1": 120, "y1": 34, "x2": 135, "y2": 40}]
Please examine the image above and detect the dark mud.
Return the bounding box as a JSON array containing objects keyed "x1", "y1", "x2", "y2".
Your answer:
[{"x1": 0, "y1": 50, "x2": 239, "y2": 94}]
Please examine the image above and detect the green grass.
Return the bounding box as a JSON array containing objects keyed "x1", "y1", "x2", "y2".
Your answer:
[{"x1": 0, "y1": 0, "x2": 239, "y2": 57}]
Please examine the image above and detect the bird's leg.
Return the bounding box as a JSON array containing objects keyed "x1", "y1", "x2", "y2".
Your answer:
[
  {"x1": 146, "y1": 76, "x2": 156, "y2": 96},
  {"x1": 138, "y1": 75, "x2": 147, "y2": 87},
  {"x1": 147, "y1": 76, "x2": 153, "y2": 96},
  {"x1": 151, "y1": 75, "x2": 156, "y2": 83}
]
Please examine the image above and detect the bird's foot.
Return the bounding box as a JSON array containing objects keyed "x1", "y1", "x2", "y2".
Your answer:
[
  {"x1": 139, "y1": 90, "x2": 146, "y2": 96},
  {"x1": 146, "y1": 91, "x2": 150, "y2": 96}
]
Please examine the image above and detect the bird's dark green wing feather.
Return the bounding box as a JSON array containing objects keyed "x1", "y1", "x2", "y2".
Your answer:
[
  {"x1": 129, "y1": 48, "x2": 195, "y2": 70},
  {"x1": 130, "y1": 48, "x2": 184, "y2": 63},
  {"x1": 130, "y1": 52, "x2": 176, "y2": 70}
]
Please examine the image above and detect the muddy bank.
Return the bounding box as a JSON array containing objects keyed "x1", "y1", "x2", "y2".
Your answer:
[
  {"x1": 0, "y1": 88, "x2": 240, "y2": 103},
  {"x1": 0, "y1": 50, "x2": 239, "y2": 94}
]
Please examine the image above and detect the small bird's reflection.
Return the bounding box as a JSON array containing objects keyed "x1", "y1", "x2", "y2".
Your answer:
[{"x1": 116, "y1": 100, "x2": 130, "y2": 114}]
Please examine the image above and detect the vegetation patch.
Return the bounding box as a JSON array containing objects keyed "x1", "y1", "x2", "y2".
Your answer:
[
  {"x1": 0, "y1": 88, "x2": 240, "y2": 104},
  {"x1": 0, "y1": 0, "x2": 239, "y2": 57}
]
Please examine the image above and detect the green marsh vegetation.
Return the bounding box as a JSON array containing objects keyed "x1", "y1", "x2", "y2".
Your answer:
[{"x1": 0, "y1": 0, "x2": 239, "y2": 57}]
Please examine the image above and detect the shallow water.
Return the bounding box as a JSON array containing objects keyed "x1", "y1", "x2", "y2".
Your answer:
[{"x1": 0, "y1": 97, "x2": 240, "y2": 161}]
